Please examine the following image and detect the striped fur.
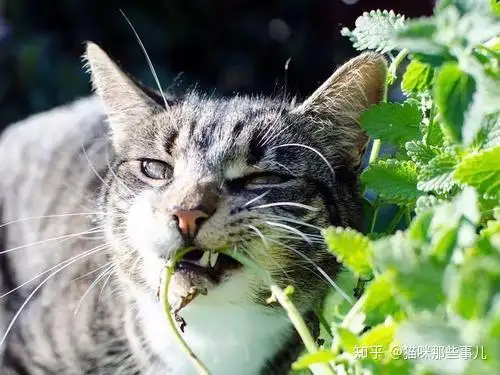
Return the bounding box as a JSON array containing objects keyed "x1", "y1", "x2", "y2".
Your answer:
[{"x1": 0, "y1": 45, "x2": 386, "y2": 374}]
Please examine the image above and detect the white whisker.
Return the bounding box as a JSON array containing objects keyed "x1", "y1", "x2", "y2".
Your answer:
[
  {"x1": 119, "y1": 10, "x2": 170, "y2": 110},
  {"x1": 243, "y1": 190, "x2": 270, "y2": 208},
  {"x1": 270, "y1": 143, "x2": 335, "y2": 181},
  {"x1": 250, "y1": 201, "x2": 319, "y2": 212},
  {"x1": 0, "y1": 243, "x2": 111, "y2": 347}
]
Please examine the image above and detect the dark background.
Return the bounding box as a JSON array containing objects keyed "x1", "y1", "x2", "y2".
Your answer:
[{"x1": 0, "y1": 0, "x2": 433, "y2": 130}]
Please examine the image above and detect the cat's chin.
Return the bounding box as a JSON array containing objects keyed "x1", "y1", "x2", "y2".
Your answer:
[{"x1": 167, "y1": 249, "x2": 242, "y2": 312}]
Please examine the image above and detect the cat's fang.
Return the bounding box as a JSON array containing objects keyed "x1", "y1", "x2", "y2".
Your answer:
[
  {"x1": 198, "y1": 251, "x2": 210, "y2": 267},
  {"x1": 209, "y1": 252, "x2": 219, "y2": 268}
]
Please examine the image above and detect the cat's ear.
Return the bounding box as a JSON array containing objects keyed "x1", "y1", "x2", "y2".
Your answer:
[
  {"x1": 83, "y1": 42, "x2": 163, "y2": 146},
  {"x1": 293, "y1": 53, "x2": 387, "y2": 168}
]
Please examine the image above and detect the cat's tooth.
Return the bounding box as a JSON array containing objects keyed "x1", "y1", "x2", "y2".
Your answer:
[
  {"x1": 209, "y1": 252, "x2": 219, "y2": 268},
  {"x1": 199, "y1": 251, "x2": 210, "y2": 268}
]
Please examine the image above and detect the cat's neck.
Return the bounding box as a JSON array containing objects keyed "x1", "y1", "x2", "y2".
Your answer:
[{"x1": 130, "y1": 282, "x2": 293, "y2": 375}]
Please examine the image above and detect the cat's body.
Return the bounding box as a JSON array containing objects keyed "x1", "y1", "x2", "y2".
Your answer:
[
  {"x1": 0, "y1": 44, "x2": 386, "y2": 374},
  {"x1": 0, "y1": 97, "x2": 299, "y2": 375}
]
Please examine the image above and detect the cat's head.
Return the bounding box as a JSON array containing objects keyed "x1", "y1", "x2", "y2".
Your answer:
[{"x1": 84, "y1": 43, "x2": 386, "y2": 311}]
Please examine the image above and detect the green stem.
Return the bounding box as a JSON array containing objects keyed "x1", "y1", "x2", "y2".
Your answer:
[
  {"x1": 367, "y1": 50, "x2": 407, "y2": 166},
  {"x1": 227, "y1": 250, "x2": 337, "y2": 375},
  {"x1": 388, "y1": 48, "x2": 409, "y2": 80},
  {"x1": 368, "y1": 140, "x2": 382, "y2": 164},
  {"x1": 405, "y1": 208, "x2": 412, "y2": 227},
  {"x1": 386, "y1": 207, "x2": 406, "y2": 234},
  {"x1": 368, "y1": 204, "x2": 380, "y2": 233},
  {"x1": 160, "y1": 251, "x2": 211, "y2": 375}
]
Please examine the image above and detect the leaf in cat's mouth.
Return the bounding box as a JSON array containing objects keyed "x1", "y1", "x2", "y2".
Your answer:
[{"x1": 176, "y1": 249, "x2": 241, "y2": 283}]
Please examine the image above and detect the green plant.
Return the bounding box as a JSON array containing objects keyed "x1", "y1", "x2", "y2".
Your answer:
[
  {"x1": 296, "y1": 1, "x2": 500, "y2": 374},
  {"x1": 160, "y1": 2, "x2": 499, "y2": 374}
]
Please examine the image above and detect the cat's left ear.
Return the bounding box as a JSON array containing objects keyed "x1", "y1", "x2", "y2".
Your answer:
[
  {"x1": 293, "y1": 53, "x2": 387, "y2": 168},
  {"x1": 84, "y1": 42, "x2": 164, "y2": 148}
]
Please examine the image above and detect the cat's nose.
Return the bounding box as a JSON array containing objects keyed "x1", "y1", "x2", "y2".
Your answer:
[{"x1": 172, "y1": 209, "x2": 209, "y2": 239}]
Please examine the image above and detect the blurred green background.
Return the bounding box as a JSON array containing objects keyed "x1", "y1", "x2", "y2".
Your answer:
[{"x1": 0, "y1": 0, "x2": 432, "y2": 130}]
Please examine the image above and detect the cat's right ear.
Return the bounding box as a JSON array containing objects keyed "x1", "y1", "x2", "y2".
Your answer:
[{"x1": 83, "y1": 42, "x2": 163, "y2": 147}]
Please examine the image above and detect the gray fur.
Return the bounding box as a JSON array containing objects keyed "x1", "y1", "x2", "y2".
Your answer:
[{"x1": 0, "y1": 44, "x2": 386, "y2": 374}]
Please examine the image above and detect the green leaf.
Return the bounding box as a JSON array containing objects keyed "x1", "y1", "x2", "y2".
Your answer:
[
  {"x1": 454, "y1": 146, "x2": 500, "y2": 198},
  {"x1": 417, "y1": 151, "x2": 461, "y2": 193},
  {"x1": 291, "y1": 350, "x2": 335, "y2": 370},
  {"x1": 407, "y1": 210, "x2": 434, "y2": 246},
  {"x1": 336, "y1": 327, "x2": 360, "y2": 354},
  {"x1": 340, "y1": 10, "x2": 406, "y2": 53},
  {"x1": 323, "y1": 227, "x2": 373, "y2": 277},
  {"x1": 401, "y1": 60, "x2": 435, "y2": 94},
  {"x1": 361, "y1": 160, "x2": 422, "y2": 206},
  {"x1": 363, "y1": 271, "x2": 403, "y2": 326},
  {"x1": 472, "y1": 113, "x2": 500, "y2": 149},
  {"x1": 395, "y1": 18, "x2": 453, "y2": 64},
  {"x1": 434, "y1": 62, "x2": 476, "y2": 142},
  {"x1": 492, "y1": 0, "x2": 500, "y2": 16},
  {"x1": 405, "y1": 141, "x2": 441, "y2": 165},
  {"x1": 360, "y1": 322, "x2": 396, "y2": 351},
  {"x1": 360, "y1": 102, "x2": 422, "y2": 146},
  {"x1": 415, "y1": 195, "x2": 444, "y2": 215}
]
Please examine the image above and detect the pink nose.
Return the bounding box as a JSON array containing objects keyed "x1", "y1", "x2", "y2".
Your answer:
[{"x1": 172, "y1": 209, "x2": 209, "y2": 238}]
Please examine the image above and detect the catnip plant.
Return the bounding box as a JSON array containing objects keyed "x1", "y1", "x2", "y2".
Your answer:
[{"x1": 161, "y1": 1, "x2": 500, "y2": 374}]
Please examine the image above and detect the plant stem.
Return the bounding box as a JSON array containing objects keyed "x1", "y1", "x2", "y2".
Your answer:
[
  {"x1": 388, "y1": 48, "x2": 409, "y2": 80},
  {"x1": 369, "y1": 204, "x2": 380, "y2": 233},
  {"x1": 160, "y1": 253, "x2": 211, "y2": 375},
  {"x1": 368, "y1": 140, "x2": 382, "y2": 164},
  {"x1": 227, "y1": 250, "x2": 337, "y2": 375},
  {"x1": 386, "y1": 207, "x2": 406, "y2": 234}
]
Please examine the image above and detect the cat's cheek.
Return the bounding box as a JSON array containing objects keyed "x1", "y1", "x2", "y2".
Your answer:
[{"x1": 126, "y1": 191, "x2": 183, "y2": 288}]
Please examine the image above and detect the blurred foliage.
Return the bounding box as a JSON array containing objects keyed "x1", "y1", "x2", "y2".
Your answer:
[{"x1": 0, "y1": 0, "x2": 432, "y2": 129}]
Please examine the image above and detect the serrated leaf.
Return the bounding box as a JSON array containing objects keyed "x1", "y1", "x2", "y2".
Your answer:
[
  {"x1": 417, "y1": 151, "x2": 461, "y2": 193},
  {"x1": 472, "y1": 113, "x2": 500, "y2": 149},
  {"x1": 360, "y1": 102, "x2": 422, "y2": 146},
  {"x1": 454, "y1": 146, "x2": 500, "y2": 198},
  {"x1": 373, "y1": 231, "x2": 418, "y2": 273},
  {"x1": 323, "y1": 227, "x2": 373, "y2": 277},
  {"x1": 402, "y1": 60, "x2": 435, "y2": 94},
  {"x1": 361, "y1": 160, "x2": 422, "y2": 206},
  {"x1": 291, "y1": 350, "x2": 335, "y2": 370},
  {"x1": 405, "y1": 141, "x2": 441, "y2": 165},
  {"x1": 434, "y1": 62, "x2": 476, "y2": 142},
  {"x1": 340, "y1": 10, "x2": 406, "y2": 53},
  {"x1": 415, "y1": 195, "x2": 444, "y2": 215}
]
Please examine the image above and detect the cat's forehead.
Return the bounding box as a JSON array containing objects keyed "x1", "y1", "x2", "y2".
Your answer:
[{"x1": 170, "y1": 95, "x2": 289, "y2": 168}]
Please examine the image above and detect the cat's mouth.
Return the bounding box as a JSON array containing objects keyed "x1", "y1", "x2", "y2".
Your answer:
[{"x1": 176, "y1": 249, "x2": 241, "y2": 283}]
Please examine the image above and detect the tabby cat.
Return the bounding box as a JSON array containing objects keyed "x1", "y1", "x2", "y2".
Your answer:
[{"x1": 0, "y1": 43, "x2": 386, "y2": 374}]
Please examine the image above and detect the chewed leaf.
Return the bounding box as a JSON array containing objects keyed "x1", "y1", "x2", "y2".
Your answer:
[
  {"x1": 323, "y1": 227, "x2": 373, "y2": 277},
  {"x1": 361, "y1": 159, "x2": 422, "y2": 206},
  {"x1": 340, "y1": 10, "x2": 406, "y2": 53},
  {"x1": 454, "y1": 146, "x2": 500, "y2": 198},
  {"x1": 360, "y1": 102, "x2": 422, "y2": 146}
]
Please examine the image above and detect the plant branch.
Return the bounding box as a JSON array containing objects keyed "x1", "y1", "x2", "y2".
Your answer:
[
  {"x1": 226, "y1": 250, "x2": 337, "y2": 375},
  {"x1": 160, "y1": 250, "x2": 211, "y2": 375}
]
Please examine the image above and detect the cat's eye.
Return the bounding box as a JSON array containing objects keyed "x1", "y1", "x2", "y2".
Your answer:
[
  {"x1": 244, "y1": 173, "x2": 290, "y2": 187},
  {"x1": 140, "y1": 160, "x2": 169, "y2": 180}
]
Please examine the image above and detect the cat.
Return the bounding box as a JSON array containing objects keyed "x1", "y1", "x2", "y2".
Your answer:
[{"x1": 0, "y1": 42, "x2": 386, "y2": 375}]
